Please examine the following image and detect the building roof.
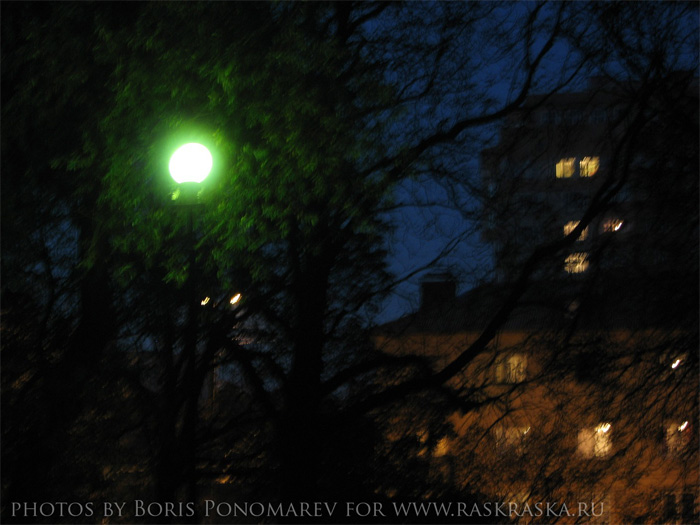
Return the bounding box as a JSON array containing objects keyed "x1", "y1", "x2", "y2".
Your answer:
[{"x1": 377, "y1": 271, "x2": 697, "y2": 338}]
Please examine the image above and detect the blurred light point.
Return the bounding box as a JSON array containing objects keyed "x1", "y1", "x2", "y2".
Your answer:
[
  {"x1": 230, "y1": 293, "x2": 241, "y2": 305},
  {"x1": 201, "y1": 297, "x2": 210, "y2": 306},
  {"x1": 671, "y1": 358, "x2": 681, "y2": 369},
  {"x1": 679, "y1": 421, "x2": 689, "y2": 432},
  {"x1": 169, "y1": 143, "x2": 213, "y2": 184}
]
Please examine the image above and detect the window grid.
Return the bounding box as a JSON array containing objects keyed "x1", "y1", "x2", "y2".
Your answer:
[
  {"x1": 564, "y1": 221, "x2": 588, "y2": 241},
  {"x1": 565, "y1": 252, "x2": 589, "y2": 273}
]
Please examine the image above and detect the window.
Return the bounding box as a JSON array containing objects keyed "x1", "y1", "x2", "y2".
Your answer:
[
  {"x1": 659, "y1": 352, "x2": 688, "y2": 381},
  {"x1": 665, "y1": 421, "x2": 691, "y2": 457},
  {"x1": 574, "y1": 350, "x2": 604, "y2": 383},
  {"x1": 495, "y1": 426, "x2": 531, "y2": 453},
  {"x1": 578, "y1": 423, "x2": 612, "y2": 458},
  {"x1": 602, "y1": 218, "x2": 624, "y2": 232},
  {"x1": 495, "y1": 353, "x2": 527, "y2": 383},
  {"x1": 556, "y1": 156, "x2": 600, "y2": 178},
  {"x1": 579, "y1": 156, "x2": 600, "y2": 177},
  {"x1": 682, "y1": 493, "x2": 697, "y2": 523},
  {"x1": 565, "y1": 252, "x2": 589, "y2": 273},
  {"x1": 663, "y1": 494, "x2": 677, "y2": 523},
  {"x1": 669, "y1": 353, "x2": 687, "y2": 371},
  {"x1": 590, "y1": 108, "x2": 607, "y2": 124},
  {"x1": 434, "y1": 436, "x2": 450, "y2": 457},
  {"x1": 564, "y1": 221, "x2": 588, "y2": 241},
  {"x1": 556, "y1": 158, "x2": 576, "y2": 178},
  {"x1": 564, "y1": 110, "x2": 584, "y2": 125},
  {"x1": 417, "y1": 430, "x2": 450, "y2": 458},
  {"x1": 662, "y1": 493, "x2": 698, "y2": 523},
  {"x1": 564, "y1": 192, "x2": 585, "y2": 207}
]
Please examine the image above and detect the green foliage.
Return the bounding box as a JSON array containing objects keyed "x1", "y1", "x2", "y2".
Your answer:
[
  {"x1": 66, "y1": 2, "x2": 391, "y2": 298},
  {"x1": 3, "y1": 1, "x2": 399, "y2": 508}
]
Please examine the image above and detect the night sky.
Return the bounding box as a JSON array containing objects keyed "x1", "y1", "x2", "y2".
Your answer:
[{"x1": 2, "y1": 2, "x2": 698, "y2": 524}]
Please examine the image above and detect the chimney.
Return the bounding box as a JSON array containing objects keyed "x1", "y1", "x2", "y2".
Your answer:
[{"x1": 420, "y1": 272, "x2": 456, "y2": 312}]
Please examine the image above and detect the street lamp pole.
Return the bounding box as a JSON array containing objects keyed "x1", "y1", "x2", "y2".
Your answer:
[{"x1": 169, "y1": 143, "x2": 212, "y2": 514}]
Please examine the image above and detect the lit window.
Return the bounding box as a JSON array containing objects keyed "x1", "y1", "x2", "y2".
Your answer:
[
  {"x1": 215, "y1": 475, "x2": 231, "y2": 485},
  {"x1": 670, "y1": 353, "x2": 690, "y2": 370},
  {"x1": 495, "y1": 353, "x2": 527, "y2": 383},
  {"x1": 578, "y1": 423, "x2": 612, "y2": 458},
  {"x1": 665, "y1": 421, "x2": 691, "y2": 457},
  {"x1": 565, "y1": 252, "x2": 589, "y2": 273},
  {"x1": 564, "y1": 221, "x2": 588, "y2": 241},
  {"x1": 579, "y1": 156, "x2": 600, "y2": 177},
  {"x1": 556, "y1": 158, "x2": 576, "y2": 178},
  {"x1": 659, "y1": 352, "x2": 688, "y2": 380},
  {"x1": 495, "y1": 426, "x2": 531, "y2": 453},
  {"x1": 434, "y1": 437, "x2": 450, "y2": 457},
  {"x1": 504, "y1": 492, "x2": 529, "y2": 507},
  {"x1": 417, "y1": 430, "x2": 429, "y2": 457},
  {"x1": 602, "y1": 218, "x2": 624, "y2": 232}
]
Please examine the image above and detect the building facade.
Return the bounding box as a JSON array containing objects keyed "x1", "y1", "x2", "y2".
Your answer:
[
  {"x1": 481, "y1": 74, "x2": 697, "y2": 283},
  {"x1": 376, "y1": 75, "x2": 698, "y2": 523}
]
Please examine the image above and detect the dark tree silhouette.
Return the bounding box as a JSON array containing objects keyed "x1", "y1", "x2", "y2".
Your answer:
[{"x1": 2, "y1": 2, "x2": 697, "y2": 524}]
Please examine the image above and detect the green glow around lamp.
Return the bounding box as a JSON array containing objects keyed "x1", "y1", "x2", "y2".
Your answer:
[{"x1": 169, "y1": 143, "x2": 213, "y2": 184}]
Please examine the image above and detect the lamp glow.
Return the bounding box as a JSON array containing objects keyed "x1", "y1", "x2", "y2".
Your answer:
[{"x1": 169, "y1": 143, "x2": 213, "y2": 184}]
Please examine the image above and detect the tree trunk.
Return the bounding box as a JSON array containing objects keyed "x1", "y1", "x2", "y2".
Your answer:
[{"x1": 277, "y1": 237, "x2": 331, "y2": 506}]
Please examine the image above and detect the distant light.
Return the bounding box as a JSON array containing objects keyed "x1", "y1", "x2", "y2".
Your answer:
[
  {"x1": 597, "y1": 423, "x2": 611, "y2": 433},
  {"x1": 169, "y1": 143, "x2": 213, "y2": 184},
  {"x1": 215, "y1": 475, "x2": 230, "y2": 485},
  {"x1": 603, "y1": 218, "x2": 624, "y2": 233},
  {"x1": 671, "y1": 358, "x2": 681, "y2": 369},
  {"x1": 201, "y1": 297, "x2": 210, "y2": 306},
  {"x1": 679, "y1": 421, "x2": 689, "y2": 432},
  {"x1": 230, "y1": 293, "x2": 241, "y2": 305}
]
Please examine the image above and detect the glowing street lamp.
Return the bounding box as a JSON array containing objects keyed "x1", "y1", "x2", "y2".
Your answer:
[
  {"x1": 167, "y1": 141, "x2": 213, "y2": 508},
  {"x1": 169, "y1": 143, "x2": 213, "y2": 184}
]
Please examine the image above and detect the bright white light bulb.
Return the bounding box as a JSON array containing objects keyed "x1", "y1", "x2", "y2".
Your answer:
[{"x1": 169, "y1": 143, "x2": 213, "y2": 184}]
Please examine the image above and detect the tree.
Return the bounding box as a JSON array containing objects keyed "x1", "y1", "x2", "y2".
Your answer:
[
  {"x1": 374, "y1": 3, "x2": 698, "y2": 522},
  {"x1": 3, "y1": 2, "x2": 696, "y2": 523},
  {"x1": 1, "y1": 3, "x2": 134, "y2": 515}
]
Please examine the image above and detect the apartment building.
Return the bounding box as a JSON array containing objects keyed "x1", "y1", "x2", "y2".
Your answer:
[
  {"x1": 481, "y1": 75, "x2": 697, "y2": 283},
  {"x1": 375, "y1": 75, "x2": 698, "y2": 523}
]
